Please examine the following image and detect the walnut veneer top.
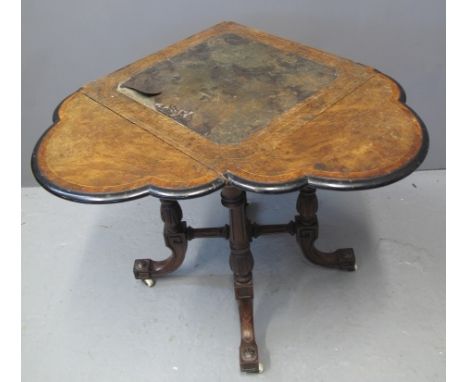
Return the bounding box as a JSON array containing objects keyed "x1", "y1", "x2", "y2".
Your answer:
[{"x1": 32, "y1": 22, "x2": 428, "y2": 202}]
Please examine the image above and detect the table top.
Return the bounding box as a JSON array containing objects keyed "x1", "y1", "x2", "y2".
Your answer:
[{"x1": 32, "y1": 21, "x2": 428, "y2": 203}]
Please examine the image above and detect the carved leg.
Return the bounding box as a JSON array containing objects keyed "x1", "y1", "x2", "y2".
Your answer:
[
  {"x1": 221, "y1": 187, "x2": 261, "y2": 373},
  {"x1": 133, "y1": 199, "x2": 188, "y2": 286},
  {"x1": 295, "y1": 186, "x2": 356, "y2": 271}
]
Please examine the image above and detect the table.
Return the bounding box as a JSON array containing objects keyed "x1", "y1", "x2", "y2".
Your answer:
[{"x1": 31, "y1": 21, "x2": 428, "y2": 373}]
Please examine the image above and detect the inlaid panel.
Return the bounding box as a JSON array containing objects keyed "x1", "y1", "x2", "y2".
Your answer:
[{"x1": 119, "y1": 33, "x2": 337, "y2": 144}]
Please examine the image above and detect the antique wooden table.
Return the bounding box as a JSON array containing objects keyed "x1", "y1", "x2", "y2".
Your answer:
[{"x1": 32, "y1": 22, "x2": 428, "y2": 373}]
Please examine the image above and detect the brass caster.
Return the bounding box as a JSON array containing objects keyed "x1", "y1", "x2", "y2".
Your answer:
[
  {"x1": 258, "y1": 363, "x2": 264, "y2": 374},
  {"x1": 143, "y1": 279, "x2": 155, "y2": 287},
  {"x1": 242, "y1": 361, "x2": 263, "y2": 374}
]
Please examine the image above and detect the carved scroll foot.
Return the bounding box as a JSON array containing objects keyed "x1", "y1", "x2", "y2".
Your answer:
[
  {"x1": 296, "y1": 186, "x2": 356, "y2": 272},
  {"x1": 221, "y1": 186, "x2": 261, "y2": 373},
  {"x1": 133, "y1": 199, "x2": 188, "y2": 285},
  {"x1": 296, "y1": 236, "x2": 356, "y2": 271}
]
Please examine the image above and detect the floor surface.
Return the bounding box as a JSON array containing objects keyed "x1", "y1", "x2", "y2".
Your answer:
[{"x1": 22, "y1": 170, "x2": 445, "y2": 381}]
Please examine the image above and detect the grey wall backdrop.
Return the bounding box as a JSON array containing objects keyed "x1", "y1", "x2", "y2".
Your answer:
[{"x1": 22, "y1": 0, "x2": 445, "y2": 186}]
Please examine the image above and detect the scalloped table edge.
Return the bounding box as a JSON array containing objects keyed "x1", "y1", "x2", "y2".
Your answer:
[{"x1": 31, "y1": 124, "x2": 428, "y2": 203}]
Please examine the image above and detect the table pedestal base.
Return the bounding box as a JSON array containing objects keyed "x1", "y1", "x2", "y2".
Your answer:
[{"x1": 133, "y1": 186, "x2": 356, "y2": 373}]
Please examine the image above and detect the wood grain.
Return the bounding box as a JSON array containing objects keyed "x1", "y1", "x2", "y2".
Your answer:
[
  {"x1": 226, "y1": 73, "x2": 424, "y2": 184},
  {"x1": 34, "y1": 92, "x2": 221, "y2": 196},
  {"x1": 32, "y1": 22, "x2": 428, "y2": 201}
]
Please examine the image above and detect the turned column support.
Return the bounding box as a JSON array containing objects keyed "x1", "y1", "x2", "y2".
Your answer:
[
  {"x1": 221, "y1": 186, "x2": 261, "y2": 373},
  {"x1": 132, "y1": 186, "x2": 355, "y2": 372},
  {"x1": 133, "y1": 199, "x2": 232, "y2": 286}
]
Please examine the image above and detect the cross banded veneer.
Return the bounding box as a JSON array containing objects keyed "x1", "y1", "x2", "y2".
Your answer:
[{"x1": 31, "y1": 21, "x2": 428, "y2": 373}]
